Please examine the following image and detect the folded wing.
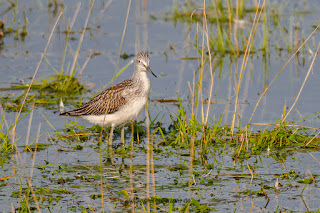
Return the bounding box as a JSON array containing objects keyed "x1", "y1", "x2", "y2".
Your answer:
[{"x1": 60, "y1": 79, "x2": 133, "y2": 116}]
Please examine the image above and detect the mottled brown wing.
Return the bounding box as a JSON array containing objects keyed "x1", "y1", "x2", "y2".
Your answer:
[{"x1": 61, "y1": 79, "x2": 134, "y2": 116}]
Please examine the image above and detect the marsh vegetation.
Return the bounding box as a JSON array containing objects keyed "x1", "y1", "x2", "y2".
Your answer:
[{"x1": 0, "y1": 0, "x2": 320, "y2": 212}]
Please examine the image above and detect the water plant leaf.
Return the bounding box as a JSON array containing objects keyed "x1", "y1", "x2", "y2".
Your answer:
[
  {"x1": 120, "y1": 189, "x2": 129, "y2": 200},
  {"x1": 297, "y1": 178, "x2": 313, "y2": 184}
]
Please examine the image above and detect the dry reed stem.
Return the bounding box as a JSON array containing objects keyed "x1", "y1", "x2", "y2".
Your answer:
[
  {"x1": 23, "y1": 102, "x2": 35, "y2": 163},
  {"x1": 92, "y1": 0, "x2": 113, "y2": 25},
  {"x1": 143, "y1": 0, "x2": 147, "y2": 10},
  {"x1": 306, "y1": 169, "x2": 315, "y2": 183},
  {"x1": 150, "y1": 141, "x2": 157, "y2": 213},
  {"x1": 142, "y1": 0, "x2": 149, "y2": 51},
  {"x1": 189, "y1": 10, "x2": 201, "y2": 120},
  {"x1": 234, "y1": 0, "x2": 239, "y2": 55},
  {"x1": 46, "y1": 132, "x2": 59, "y2": 153},
  {"x1": 237, "y1": 137, "x2": 244, "y2": 156},
  {"x1": 303, "y1": 198, "x2": 311, "y2": 211},
  {"x1": 305, "y1": 131, "x2": 320, "y2": 147},
  {"x1": 78, "y1": 51, "x2": 94, "y2": 76},
  {"x1": 190, "y1": 0, "x2": 206, "y2": 125},
  {"x1": 188, "y1": 73, "x2": 196, "y2": 187},
  {"x1": 261, "y1": 187, "x2": 269, "y2": 200},
  {"x1": 190, "y1": 0, "x2": 211, "y2": 152},
  {"x1": 145, "y1": 100, "x2": 151, "y2": 213},
  {"x1": 282, "y1": 42, "x2": 320, "y2": 121},
  {"x1": 25, "y1": 102, "x2": 35, "y2": 149},
  {"x1": 69, "y1": 3, "x2": 81, "y2": 30},
  {"x1": 189, "y1": 129, "x2": 195, "y2": 186},
  {"x1": 247, "y1": 161, "x2": 258, "y2": 189},
  {"x1": 130, "y1": 122, "x2": 135, "y2": 211},
  {"x1": 69, "y1": 1, "x2": 94, "y2": 77},
  {"x1": 24, "y1": 195, "x2": 31, "y2": 213},
  {"x1": 309, "y1": 153, "x2": 320, "y2": 166},
  {"x1": 188, "y1": 72, "x2": 196, "y2": 116},
  {"x1": 248, "y1": 24, "x2": 320, "y2": 124},
  {"x1": 231, "y1": 0, "x2": 265, "y2": 133},
  {"x1": 115, "y1": 0, "x2": 132, "y2": 75},
  {"x1": 135, "y1": 0, "x2": 141, "y2": 53},
  {"x1": 200, "y1": 1, "x2": 205, "y2": 125},
  {"x1": 30, "y1": 124, "x2": 41, "y2": 182},
  {"x1": 192, "y1": 26, "x2": 197, "y2": 116},
  {"x1": 99, "y1": 96, "x2": 111, "y2": 213},
  {"x1": 226, "y1": 0, "x2": 232, "y2": 45},
  {"x1": 88, "y1": 206, "x2": 95, "y2": 212},
  {"x1": 204, "y1": 16, "x2": 214, "y2": 126},
  {"x1": 250, "y1": 199, "x2": 255, "y2": 212}
]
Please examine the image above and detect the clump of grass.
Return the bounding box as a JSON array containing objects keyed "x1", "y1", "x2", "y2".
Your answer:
[
  {"x1": 0, "y1": 73, "x2": 85, "y2": 112},
  {"x1": 249, "y1": 122, "x2": 314, "y2": 150},
  {"x1": 13, "y1": 73, "x2": 84, "y2": 95},
  {"x1": 157, "y1": 98, "x2": 319, "y2": 160},
  {"x1": 55, "y1": 120, "x2": 91, "y2": 144},
  {"x1": 0, "y1": 93, "x2": 29, "y2": 112},
  {"x1": 11, "y1": 72, "x2": 85, "y2": 104},
  {"x1": 0, "y1": 129, "x2": 12, "y2": 153}
]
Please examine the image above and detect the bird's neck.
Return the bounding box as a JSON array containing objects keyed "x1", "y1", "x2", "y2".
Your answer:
[{"x1": 132, "y1": 71, "x2": 150, "y2": 94}]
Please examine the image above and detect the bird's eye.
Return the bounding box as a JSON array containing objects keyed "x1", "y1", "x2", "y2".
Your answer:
[{"x1": 138, "y1": 60, "x2": 141, "y2": 63}]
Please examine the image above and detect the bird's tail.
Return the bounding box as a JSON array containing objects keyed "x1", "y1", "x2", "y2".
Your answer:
[{"x1": 59, "y1": 111, "x2": 79, "y2": 116}]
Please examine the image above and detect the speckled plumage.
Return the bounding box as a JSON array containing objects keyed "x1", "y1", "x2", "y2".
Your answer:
[
  {"x1": 60, "y1": 52, "x2": 156, "y2": 145},
  {"x1": 62, "y1": 79, "x2": 135, "y2": 116}
]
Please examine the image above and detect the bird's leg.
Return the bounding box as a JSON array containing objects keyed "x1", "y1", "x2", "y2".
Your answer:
[
  {"x1": 108, "y1": 125, "x2": 114, "y2": 147},
  {"x1": 121, "y1": 124, "x2": 125, "y2": 147}
]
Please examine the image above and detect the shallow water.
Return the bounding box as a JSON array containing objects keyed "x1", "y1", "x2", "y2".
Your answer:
[
  {"x1": 1, "y1": 143, "x2": 320, "y2": 212},
  {"x1": 0, "y1": 0, "x2": 320, "y2": 212}
]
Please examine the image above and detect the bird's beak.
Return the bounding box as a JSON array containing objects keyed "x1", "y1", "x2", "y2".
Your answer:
[{"x1": 147, "y1": 66, "x2": 157, "y2": 78}]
